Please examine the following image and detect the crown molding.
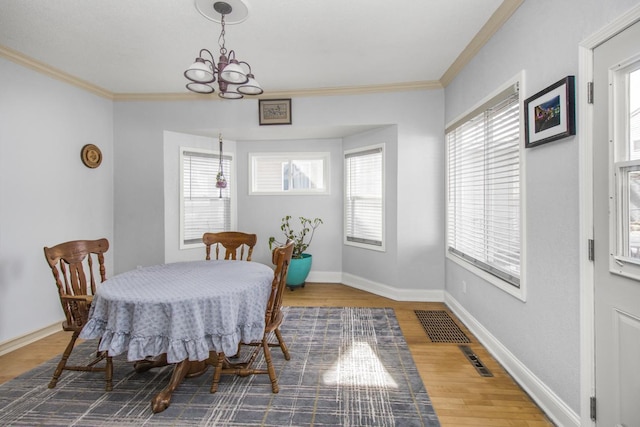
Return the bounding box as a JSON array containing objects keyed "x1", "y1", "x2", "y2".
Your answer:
[
  {"x1": 1, "y1": 43, "x2": 441, "y2": 101},
  {"x1": 440, "y1": 0, "x2": 524, "y2": 87},
  {"x1": 113, "y1": 80, "x2": 443, "y2": 101},
  {"x1": 260, "y1": 80, "x2": 443, "y2": 98},
  {"x1": 112, "y1": 92, "x2": 213, "y2": 101},
  {"x1": 0, "y1": 44, "x2": 113, "y2": 99}
]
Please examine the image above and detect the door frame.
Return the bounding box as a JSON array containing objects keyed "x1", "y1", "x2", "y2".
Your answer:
[{"x1": 579, "y1": 5, "x2": 640, "y2": 426}]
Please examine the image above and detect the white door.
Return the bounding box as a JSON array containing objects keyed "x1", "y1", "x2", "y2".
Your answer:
[{"x1": 593, "y1": 20, "x2": 640, "y2": 427}]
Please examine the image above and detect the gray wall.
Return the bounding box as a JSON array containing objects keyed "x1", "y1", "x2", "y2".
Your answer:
[
  {"x1": 113, "y1": 90, "x2": 445, "y2": 299},
  {"x1": 0, "y1": 58, "x2": 114, "y2": 343},
  {"x1": 235, "y1": 137, "x2": 344, "y2": 271},
  {"x1": 444, "y1": 0, "x2": 640, "y2": 414},
  {"x1": 342, "y1": 126, "x2": 399, "y2": 287}
]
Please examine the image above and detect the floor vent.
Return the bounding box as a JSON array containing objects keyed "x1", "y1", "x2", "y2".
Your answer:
[
  {"x1": 414, "y1": 310, "x2": 471, "y2": 343},
  {"x1": 459, "y1": 345, "x2": 493, "y2": 377}
]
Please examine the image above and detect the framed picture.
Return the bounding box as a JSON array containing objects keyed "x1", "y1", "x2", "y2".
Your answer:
[
  {"x1": 524, "y1": 76, "x2": 575, "y2": 148},
  {"x1": 259, "y1": 99, "x2": 292, "y2": 125}
]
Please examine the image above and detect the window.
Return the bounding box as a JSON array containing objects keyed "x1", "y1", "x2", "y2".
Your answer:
[
  {"x1": 180, "y1": 148, "x2": 232, "y2": 247},
  {"x1": 446, "y1": 80, "x2": 521, "y2": 290},
  {"x1": 344, "y1": 145, "x2": 384, "y2": 250},
  {"x1": 611, "y1": 65, "x2": 640, "y2": 279},
  {"x1": 249, "y1": 152, "x2": 329, "y2": 195}
]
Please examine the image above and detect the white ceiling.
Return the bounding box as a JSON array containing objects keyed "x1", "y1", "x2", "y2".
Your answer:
[{"x1": 0, "y1": 0, "x2": 511, "y2": 96}]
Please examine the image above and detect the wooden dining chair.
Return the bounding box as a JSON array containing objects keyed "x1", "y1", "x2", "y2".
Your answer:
[
  {"x1": 203, "y1": 231, "x2": 257, "y2": 261},
  {"x1": 210, "y1": 240, "x2": 294, "y2": 394},
  {"x1": 43, "y1": 238, "x2": 113, "y2": 391}
]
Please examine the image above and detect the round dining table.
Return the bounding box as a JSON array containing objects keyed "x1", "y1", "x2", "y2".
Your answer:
[{"x1": 80, "y1": 259, "x2": 274, "y2": 413}]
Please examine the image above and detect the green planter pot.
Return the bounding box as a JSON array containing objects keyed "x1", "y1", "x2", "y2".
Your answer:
[{"x1": 286, "y1": 253, "x2": 312, "y2": 288}]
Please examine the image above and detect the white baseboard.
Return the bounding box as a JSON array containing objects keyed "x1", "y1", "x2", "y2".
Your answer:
[
  {"x1": 342, "y1": 272, "x2": 445, "y2": 302},
  {"x1": 0, "y1": 321, "x2": 62, "y2": 356},
  {"x1": 445, "y1": 292, "x2": 580, "y2": 427},
  {"x1": 306, "y1": 270, "x2": 342, "y2": 284},
  {"x1": 296, "y1": 271, "x2": 445, "y2": 302}
]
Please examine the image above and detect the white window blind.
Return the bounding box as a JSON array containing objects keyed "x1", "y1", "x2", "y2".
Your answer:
[
  {"x1": 182, "y1": 149, "x2": 232, "y2": 245},
  {"x1": 250, "y1": 153, "x2": 328, "y2": 194},
  {"x1": 345, "y1": 146, "x2": 384, "y2": 248},
  {"x1": 446, "y1": 85, "x2": 521, "y2": 286}
]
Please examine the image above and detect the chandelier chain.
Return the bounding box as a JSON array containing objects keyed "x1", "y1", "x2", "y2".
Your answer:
[{"x1": 218, "y1": 14, "x2": 227, "y2": 56}]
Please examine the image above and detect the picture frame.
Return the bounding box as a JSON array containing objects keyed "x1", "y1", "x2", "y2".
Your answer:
[
  {"x1": 524, "y1": 76, "x2": 575, "y2": 148},
  {"x1": 259, "y1": 99, "x2": 292, "y2": 125}
]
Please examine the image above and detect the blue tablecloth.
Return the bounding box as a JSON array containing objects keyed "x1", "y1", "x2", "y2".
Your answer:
[{"x1": 80, "y1": 260, "x2": 274, "y2": 363}]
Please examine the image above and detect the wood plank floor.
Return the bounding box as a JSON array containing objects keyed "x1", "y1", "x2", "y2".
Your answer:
[{"x1": 0, "y1": 283, "x2": 554, "y2": 426}]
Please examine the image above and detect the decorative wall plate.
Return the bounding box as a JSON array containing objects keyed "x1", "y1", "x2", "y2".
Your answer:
[{"x1": 81, "y1": 144, "x2": 102, "y2": 168}]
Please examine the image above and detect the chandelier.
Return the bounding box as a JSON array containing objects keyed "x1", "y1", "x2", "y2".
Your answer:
[{"x1": 184, "y1": 0, "x2": 263, "y2": 99}]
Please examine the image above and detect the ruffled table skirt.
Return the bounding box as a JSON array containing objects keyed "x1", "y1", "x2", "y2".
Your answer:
[{"x1": 80, "y1": 260, "x2": 273, "y2": 363}]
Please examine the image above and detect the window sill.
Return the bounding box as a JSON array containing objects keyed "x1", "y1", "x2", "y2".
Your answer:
[{"x1": 446, "y1": 252, "x2": 526, "y2": 302}]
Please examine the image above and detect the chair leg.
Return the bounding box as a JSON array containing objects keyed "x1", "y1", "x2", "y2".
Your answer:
[
  {"x1": 105, "y1": 356, "x2": 113, "y2": 391},
  {"x1": 210, "y1": 352, "x2": 224, "y2": 393},
  {"x1": 262, "y1": 337, "x2": 279, "y2": 393},
  {"x1": 274, "y1": 328, "x2": 290, "y2": 361},
  {"x1": 49, "y1": 331, "x2": 113, "y2": 391},
  {"x1": 49, "y1": 331, "x2": 79, "y2": 389}
]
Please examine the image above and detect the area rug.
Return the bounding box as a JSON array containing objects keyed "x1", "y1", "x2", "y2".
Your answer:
[{"x1": 0, "y1": 307, "x2": 440, "y2": 426}]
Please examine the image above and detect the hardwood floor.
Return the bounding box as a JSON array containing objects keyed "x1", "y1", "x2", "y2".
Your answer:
[{"x1": 0, "y1": 283, "x2": 553, "y2": 426}]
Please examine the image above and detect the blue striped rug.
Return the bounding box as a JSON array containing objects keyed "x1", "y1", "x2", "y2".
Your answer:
[{"x1": 0, "y1": 307, "x2": 440, "y2": 426}]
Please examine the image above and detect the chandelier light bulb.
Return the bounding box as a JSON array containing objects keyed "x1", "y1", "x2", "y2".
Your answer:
[
  {"x1": 184, "y1": 58, "x2": 215, "y2": 84},
  {"x1": 218, "y1": 83, "x2": 243, "y2": 99},
  {"x1": 186, "y1": 82, "x2": 215, "y2": 94},
  {"x1": 237, "y1": 73, "x2": 263, "y2": 95},
  {"x1": 219, "y1": 60, "x2": 248, "y2": 84}
]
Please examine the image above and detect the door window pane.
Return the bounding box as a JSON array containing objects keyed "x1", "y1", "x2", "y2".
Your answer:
[
  {"x1": 618, "y1": 165, "x2": 640, "y2": 258},
  {"x1": 630, "y1": 70, "x2": 640, "y2": 159}
]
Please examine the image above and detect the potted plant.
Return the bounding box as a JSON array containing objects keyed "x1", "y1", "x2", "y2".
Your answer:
[{"x1": 269, "y1": 215, "x2": 322, "y2": 289}]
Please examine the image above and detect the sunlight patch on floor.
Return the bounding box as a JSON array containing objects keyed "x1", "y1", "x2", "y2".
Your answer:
[{"x1": 322, "y1": 341, "x2": 398, "y2": 388}]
